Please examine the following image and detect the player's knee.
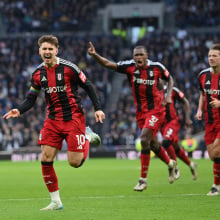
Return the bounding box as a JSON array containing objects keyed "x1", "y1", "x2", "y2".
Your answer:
[
  {"x1": 162, "y1": 139, "x2": 171, "y2": 149},
  {"x1": 212, "y1": 145, "x2": 220, "y2": 159},
  {"x1": 140, "y1": 136, "x2": 151, "y2": 150},
  {"x1": 68, "y1": 158, "x2": 84, "y2": 168}
]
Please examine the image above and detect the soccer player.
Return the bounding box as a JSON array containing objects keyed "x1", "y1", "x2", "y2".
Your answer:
[
  {"x1": 3, "y1": 35, "x2": 105, "y2": 210},
  {"x1": 195, "y1": 43, "x2": 220, "y2": 196},
  {"x1": 160, "y1": 84, "x2": 198, "y2": 180},
  {"x1": 88, "y1": 42, "x2": 176, "y2": 192}
]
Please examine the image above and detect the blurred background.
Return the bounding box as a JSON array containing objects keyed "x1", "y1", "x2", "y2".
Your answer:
[{"x1": 0, "y1": 0, "x2": 219, "y2": 159}]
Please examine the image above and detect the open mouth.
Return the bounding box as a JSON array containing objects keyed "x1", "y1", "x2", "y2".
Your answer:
[{"x1": 44, "y1": 55, "x2": 51, "y2": 59}]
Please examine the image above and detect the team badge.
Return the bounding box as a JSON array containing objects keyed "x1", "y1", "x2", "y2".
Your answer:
[
  {"x1": 57, "y1": 73, "x2": 62, "y2": 80},
  {"x1": 149, "y1": 71, "x2": 154, "y2": 77}
]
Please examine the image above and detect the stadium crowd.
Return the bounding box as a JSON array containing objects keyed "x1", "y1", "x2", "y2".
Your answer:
[{"x1": 0, "y1": 0, "x2": 220, "y2": 151}]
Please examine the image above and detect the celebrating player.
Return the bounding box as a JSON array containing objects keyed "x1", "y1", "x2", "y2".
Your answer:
[
  {"x1": 88, "y1": 42, "x2": 176, "y2": 191},
  {"x1": 159, "y1": 83, "x2": 198, "y2": 180},
  {"x1": 3, "y1": 35, "x2": 105, "y2": 210},
  {"x1": 195, "y1": 43, "x2": 220, "y2": 195}
]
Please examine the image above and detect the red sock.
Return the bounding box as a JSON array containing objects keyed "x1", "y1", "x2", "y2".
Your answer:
[
  {"x1": 155, "y1": 146, "x2": 170, "y2": 164},
  {"x1": 165, "y1": 145, "x2": 176, "y2": 161},
  {"x1": 213, "y1": 162, "x2": 220, "y2": 185},
  {"x1": 176, "y1": 148, "x2": 190, "y2": 166},
  {"x1": 41, "y1": 161, "x2": 58, "y2": 192},
  {"x1": 140, "y1": 153, "x2": 151, "y2": 178},
  {"x1": 84, "y1": 139, "x2": 90, "y2": 160}
]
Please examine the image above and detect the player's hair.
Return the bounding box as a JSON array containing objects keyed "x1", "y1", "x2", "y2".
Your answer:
[
  {"x1": 38, "y1": 35, "x2": 59, "y2": 48},
  {"x1": 210, "y1": 43, "x2": 220, "y2": 51},
  {"x1": 134, "y1": 45, "x2": 147, "y2": 53}
]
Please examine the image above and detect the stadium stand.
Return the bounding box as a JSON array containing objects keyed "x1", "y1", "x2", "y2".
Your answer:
[{"x1": 0, "y1": 0, "x2": 220, "y2": 151}]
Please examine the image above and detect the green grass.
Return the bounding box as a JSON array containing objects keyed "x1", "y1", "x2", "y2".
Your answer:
[{"x1": 0, "y1": 158, "x2": 219, "y2": 220}]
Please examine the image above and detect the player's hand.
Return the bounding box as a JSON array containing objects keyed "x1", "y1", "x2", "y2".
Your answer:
[
  {"x1": 210, "y1": 96, "x2": 220, "y2": 108},
  {"x1": 3, "y1": 109, "x2": 21, "y2": 119},
  {"x1": 88, "y1": 42, "x2": 96, "y2": 56},
  {"x1": 195, "y1": 109, "x2": 202, "y2": 120},
  {"x1": 165, "y1": 95, "x2": 172, "y2": 104},
  {"x1": 95, "y1": 110, "x2": 105, "y2": 123}
]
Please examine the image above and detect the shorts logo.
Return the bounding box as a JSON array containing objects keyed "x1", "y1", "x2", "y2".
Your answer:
[
  {"x1": 149, "y1": 115, "x2": 158, "y2": 127},
  {"x1": 165, "y1": 128, "x2": 173, "y2": 138},
  {"x1": 77, "y1": 145, "x2": 83, "y2": 150}
]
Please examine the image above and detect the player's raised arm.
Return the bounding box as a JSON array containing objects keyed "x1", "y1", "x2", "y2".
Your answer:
[
  {"x1": 164, "y1": 75, "x2": 174, "y2": 104},
  {"x1": 182, "y1": 96, "x2": 192, "y2": 127},
  {"x1": 88, "y1": 41, "x2": 117, "y2": 71}
]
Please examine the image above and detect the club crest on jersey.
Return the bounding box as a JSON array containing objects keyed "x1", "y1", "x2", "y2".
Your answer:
[
  {"x1": 57, "y1": 73, "x2": 62, "y2": 80},
  {"x1": 149, "y1": 71, "x2": 154, "y2": 77}
]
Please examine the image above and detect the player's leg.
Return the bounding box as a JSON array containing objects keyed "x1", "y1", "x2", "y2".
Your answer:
[
  {"x1": 151, "y1": 137, "x2": 176, "y2": 184},
  {"x1": 162, "y1": 139, "x2": 177, "y2": 161},
  {"x1": 161, "y1": 139, "x2": 180, "y2": 180},
  {"x1": 38, "y1": 119, "x2": 64, "y2": 211},
  {"x1": 40, "y1": 145, "x2": 63, "y2": 210},
  {"x1": 133, "y1": 127, "x2": 152, "y2": 191},
  {"x1": 207, "y1": 138, "x2": 220, "y2": 196},
  {"x1": 173, "y1": 142, "x2": 198, "y2": 180}
]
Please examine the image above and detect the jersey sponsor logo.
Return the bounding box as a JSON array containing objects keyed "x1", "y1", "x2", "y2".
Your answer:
[
  {"x1": 204, "y1": 89, "x2": 220, "y2": 95},
  {"x1": 79, "y1": 71, "x2": 86, "y2": 83},
  {"x1": 205, "y1": 80, "x2": 211, "y2": 85},
  {"x1": 133, "y1": 76, "x2": 155, "y2": 85},
  {"x1": 42, "y1": 85, "x2": 67, "y2": 93},
  {"x1": 149, "y1": 115, "x2": 159, "y2": 127}
]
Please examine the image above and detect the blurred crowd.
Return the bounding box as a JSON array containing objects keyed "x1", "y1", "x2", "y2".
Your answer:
[
  {"x1": 0, "y1": 0, "x2": 219, "y2": 151},
  {"x1": 1, "y1": 0, "x2": 219, "y2": 34}
]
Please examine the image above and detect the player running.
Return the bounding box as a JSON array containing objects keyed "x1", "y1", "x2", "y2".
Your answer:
[
  {"x1": 88, "y1": 42, "x2": 176, "y2": 191},
  {"x1": 3, "y1": 35, "x2": 105, "y2": 210}
]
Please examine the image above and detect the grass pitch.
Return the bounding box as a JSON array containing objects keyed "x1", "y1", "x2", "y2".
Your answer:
[{"x1": 0, "y1": 158, "x2": 219, "y2": 220}]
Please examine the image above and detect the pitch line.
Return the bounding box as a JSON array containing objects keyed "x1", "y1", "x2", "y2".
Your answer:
[{"x1": 0, "y1": 193, "x2": 205, "y2": 202}]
